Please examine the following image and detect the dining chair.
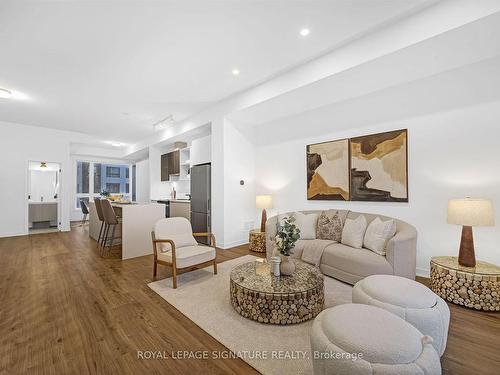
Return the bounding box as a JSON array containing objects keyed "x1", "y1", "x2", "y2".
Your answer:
[
  {"x1": 80, "y1": 199, "x2": 89, "y2": 225},
  {"x1": 151, "y1": 217, "x2": 217, "y2": 288},
  {"x1": 94, "y1": 198, "x2": 106, "y2": 249},
  {"x1": 100, "y1": 199, "x2": 122, "y2": 256}
]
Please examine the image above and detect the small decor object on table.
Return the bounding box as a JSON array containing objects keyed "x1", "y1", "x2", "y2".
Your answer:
[
  {"x1": 249, "y1": 229, "x2": 266, "y2": 253},
  {"x1": 270, "y1": 256, "x2": 281, "y2": 277},
  {"x1": 254, "y1": 258, "x2": 268, "y2": 275},
  {"x1": 430, "y1": 256, "x2": 500, "y2": 311},
  {"x1": 273, "y1": 216, "x2": 300, "y2": 276}
]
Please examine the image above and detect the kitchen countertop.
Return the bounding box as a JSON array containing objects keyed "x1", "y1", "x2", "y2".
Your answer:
[{"x1": 154, "y1": 199, "x2": 191, "y2": 203}]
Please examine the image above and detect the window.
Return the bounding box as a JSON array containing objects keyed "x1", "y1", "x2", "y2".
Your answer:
[
  {"x1": 106, "y1": 166, "x2": 121, "y2": 178},
  {"x1": 106, "y1": 183, "x2": 120, "y2": 193},
  {"x1": 94, "y1": 163, "x2": 102, "y2": 194},
  {"x1": 76, "y1": 161, "x2": 90, "y2": 194},
  {"x1": 75, "y1": 161, "x2": 131, "y2": 209}
]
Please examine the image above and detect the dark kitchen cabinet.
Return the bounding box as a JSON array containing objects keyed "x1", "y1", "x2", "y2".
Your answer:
[
  {"x1": 170, "y1": 150, "x2": 180, "y2": 175},
  {"x1": 160, "y1": 153, "x2": 169, "y2": 181},
  {"x1": 160, "y1": 150, "x2": 180, "y2": 181}
]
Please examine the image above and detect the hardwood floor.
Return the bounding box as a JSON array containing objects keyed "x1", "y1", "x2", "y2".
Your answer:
[{"x1": 0, "y1": 226, "x2": 499, "y2": 374}]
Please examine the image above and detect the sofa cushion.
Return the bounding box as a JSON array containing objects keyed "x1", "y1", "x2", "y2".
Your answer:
[
  {"x1": 316, "y1": 209, "x2": 345, "y2": 242},
  {"x1": 363, "y1": 217, "x2": 397, "y2": 255},
  {"x1": 321, "y1": 243, "x2": 393, "y2": 277},
  {"x1": 341, "y1": 215, "x2": 367, "y2": 248},
  {"x1": 293, "y1": 211, "x2": 318, "y2": 240}
]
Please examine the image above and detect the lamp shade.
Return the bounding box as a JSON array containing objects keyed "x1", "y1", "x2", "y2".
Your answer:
[
  {"x1": 256, "y1": 195, "x2": 273, "y2": 209},
  {"x1": 447, "y1": 198, "x2": 495, "y2": 227}
]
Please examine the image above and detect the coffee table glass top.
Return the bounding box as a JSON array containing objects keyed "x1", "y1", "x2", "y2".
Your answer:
[
  {"x1": 432, "y1": 256, "x2": 500, "y2": 275},
  {"x1": 230, "y1": 260, "x2": 323, "y2": 294}
]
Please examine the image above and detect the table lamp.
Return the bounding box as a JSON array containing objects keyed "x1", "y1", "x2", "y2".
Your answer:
[
  {"x1": 447, "y1": 198, "x2": 495, "y2": 267},
  {"x1": 256, "y1": 195, "x2": 273, "y2": 232}
]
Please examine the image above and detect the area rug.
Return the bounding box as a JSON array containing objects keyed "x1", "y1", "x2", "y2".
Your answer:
[{"x1": 148, "y1": 255, "x2": 352, "y2": 374}]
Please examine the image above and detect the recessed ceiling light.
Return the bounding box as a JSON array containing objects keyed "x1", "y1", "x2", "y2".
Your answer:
[
  {"x1": 232, "y1": 69, "x2": 240, "y2": 76},
  {"x1": 300, "y1": 28, "x2": 310, "y2": 37},
  {"x1": 105, "y1": 141, "x2": 127, "y2": 147},
  {"x1": 0, "y1": 88, "x2": 12, "y2": 99},
  {"x1": 153, "y1": 114, "x2": 175, "y2": 131}
]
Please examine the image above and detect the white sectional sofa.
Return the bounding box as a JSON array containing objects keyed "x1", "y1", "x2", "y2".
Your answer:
[{"x1": 265, "y1": 210, "x2": 417, "y2": 285}]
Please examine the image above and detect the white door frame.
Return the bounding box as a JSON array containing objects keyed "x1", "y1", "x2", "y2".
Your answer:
[{"x1": 25, "y1": 160, "x2": 63, "y2": 234}]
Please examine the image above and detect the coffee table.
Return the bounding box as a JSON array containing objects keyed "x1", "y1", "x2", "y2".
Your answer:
[{"x1": 230, "y1": 260, "x2": 324, "y2": 325}]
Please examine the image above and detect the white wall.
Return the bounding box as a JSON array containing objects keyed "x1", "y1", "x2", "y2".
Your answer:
[
  {"x1": 135, "y1": 159, "x2": 150, "y2": 202},
  {"x1": 0, "y1": 121, "x2": 72, "y2": 236},
  {"x1": 254, "y1": 101, "x2": 500, "y2": 275},
  {"x1": 222, "y1": 120, "x2": 257, "y2": 248},
  {"x1": 190, "y1": 135, "x2": 211, "y2": 166}
]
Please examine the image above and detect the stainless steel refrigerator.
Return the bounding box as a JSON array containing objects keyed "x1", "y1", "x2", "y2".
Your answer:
[{"x1": 190, "y1": 163, "x2": 211, "y2": 245}]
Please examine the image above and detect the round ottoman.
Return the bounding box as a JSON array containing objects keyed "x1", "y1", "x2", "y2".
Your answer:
[
  {"x1": 310, "y1": 304, "x2": 441, "y2": 375},
  {"x1": 352, "y1": 274, "x2": 450, "y2": 356}
]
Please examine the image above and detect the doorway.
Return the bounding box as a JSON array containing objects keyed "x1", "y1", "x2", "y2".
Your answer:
[{"x1": 27, "y1": 161, "x2": 61, "y2": 234}]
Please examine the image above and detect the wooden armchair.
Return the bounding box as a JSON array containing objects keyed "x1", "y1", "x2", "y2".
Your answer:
[{"x1": 151, "y1": 217, "x2": 217, "y2": 289}]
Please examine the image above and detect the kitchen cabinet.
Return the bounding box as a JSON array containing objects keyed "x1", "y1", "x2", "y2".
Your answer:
[
  {"x1": 29, "y1": 202, "x2": 57, "y2": 226},
  {"x1": 170, "y1": 200, "x2": 191, "y2": 220},
  {"x1": 160, "y1": 150, "x2": 180, "y2": 181},
  {"x1": 161, "y1": 153, "x2": 169, "y2": 181}
]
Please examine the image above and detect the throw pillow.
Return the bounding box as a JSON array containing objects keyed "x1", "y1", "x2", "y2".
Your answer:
[
  {"x1": 341, "y1": 215, "x2": 367, "y2": 248},
  {"x1": 316, "y1": 210, "x2": 344, "y2": 242},
  {"x1": 293, "y1": 212, "x2": 319, "y2": 240},
  {"x1": 363, "y1": 217, "x2": 397, "y2": 255}
]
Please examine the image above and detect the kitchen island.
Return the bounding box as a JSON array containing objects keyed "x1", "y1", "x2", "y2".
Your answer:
[{"x1": 88, "y1": 201, "x2": 164, "y2": 259}]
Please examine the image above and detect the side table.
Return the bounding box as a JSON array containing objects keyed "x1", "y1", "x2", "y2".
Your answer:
[
  {"x1": 249, "y1": 230, "x2": 266, "y2": 253},
  {"x1": 430, "y1": 256, "x2": 500, "y2": 311}
]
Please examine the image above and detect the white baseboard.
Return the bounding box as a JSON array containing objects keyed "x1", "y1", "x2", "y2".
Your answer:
[
  {"x1": 0, "y1": 231, "x2": 27, "y2": 238},
  {"x1": 416, "y1": 267, "x2": 430, "y2": 278},
  {"x1": 220, "y1": 239, "x2": 249, "y2": 249}
]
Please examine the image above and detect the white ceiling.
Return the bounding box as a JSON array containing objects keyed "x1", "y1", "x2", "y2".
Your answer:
[{"x1": 0, "y1": 0, "x2": 437, "y2": 144}]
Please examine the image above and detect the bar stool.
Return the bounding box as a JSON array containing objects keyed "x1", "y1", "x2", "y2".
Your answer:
[
  {"x1": 80, "y1": 199, "x2": 89, "y2": 225},
  {"x1": 94, "y1": 198, "x2": 106, "y2": 249},
  {"x1": 100, "y1": 199, "x2": 122, "y2": 256}
]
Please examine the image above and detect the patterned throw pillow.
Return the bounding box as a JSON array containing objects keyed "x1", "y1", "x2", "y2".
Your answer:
[{"x1": 316, "y1": 210, "x2": 344, "y2": 242}]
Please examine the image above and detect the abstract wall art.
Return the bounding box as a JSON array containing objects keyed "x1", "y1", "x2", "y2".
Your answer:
[
  {"x1": 350, "y1": 129, "x2": 408, "y2": 202},
  {"x1": 306, "y1": 138, "x2": 350, "y2": 201}
]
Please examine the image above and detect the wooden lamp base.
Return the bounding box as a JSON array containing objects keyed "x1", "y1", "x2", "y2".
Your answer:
[
  {"x1": 458, "y1": 225, "x2": 476, "y2": 268},
  {"x1": 260, "y1": 209, "x2": 267, "y2": 233}
]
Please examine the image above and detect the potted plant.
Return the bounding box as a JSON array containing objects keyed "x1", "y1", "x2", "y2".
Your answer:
[
  {"x1": 274, "y1": 216, "x2": 301, "y2": 276},
  {"x1": 100, "y1": 190, "x2": 110, "y2": 199}
]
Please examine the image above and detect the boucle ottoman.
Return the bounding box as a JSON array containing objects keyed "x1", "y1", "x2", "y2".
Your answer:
[
  {"x1": 310, "y1": 304, "x2": 441, "y2": 375},
  {"x1": 352, "y1": 274, "x2": 450, "y2": 356}
]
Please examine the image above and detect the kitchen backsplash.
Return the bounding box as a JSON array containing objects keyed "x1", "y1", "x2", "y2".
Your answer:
[{"x1": 153, "y1": 179, "x2": 190, "y2": 200}]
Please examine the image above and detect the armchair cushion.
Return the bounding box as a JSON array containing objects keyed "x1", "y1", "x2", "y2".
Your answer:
[
  {"x1": 157, "y1": 245, "x2": 216, "y2": 268},
  {"x1": 154, "y1": 217, "x2": 198, "y2": 251}
]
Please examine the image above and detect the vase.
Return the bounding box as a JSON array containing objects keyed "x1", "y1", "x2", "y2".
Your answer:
[{"x1": 280, "y1": 256, "x2": 295, "y2": 276}]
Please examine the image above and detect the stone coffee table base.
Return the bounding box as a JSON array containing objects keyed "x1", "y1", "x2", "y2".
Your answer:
[{"x1": 230, "y1": 283, "x2": 324, "y2": 325}]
